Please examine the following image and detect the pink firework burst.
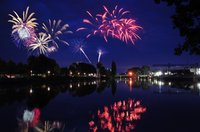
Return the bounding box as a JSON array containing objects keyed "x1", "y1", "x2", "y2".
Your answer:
[
  {"x1": 78, "y1": 5, "x2": 142, "y2": 44},
  {"x1": 77, "y1": 11, "x2": 103, "y2": 39},
  {"x1": 100, "y1": 5, "x2": 142, "y2": 44}
]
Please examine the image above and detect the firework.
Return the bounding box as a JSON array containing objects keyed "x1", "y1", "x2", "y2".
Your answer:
[
  {"x1": 42, "y1": 19, "x2": 72, "y2": 48},
  {"x1": 78, "y1": 5, "x2": 142, "y2": 44},
  {"x1": 97, "y1": 49, "x2": 103, "y2": 63},
  {"x1": 77, "y1": 11, "x2": 105, "y2": 39},
  {"x1": 105, "y1": 6, "x2": 142, "y2": 44},
  {"x1": 100, "y1": 5, "x2": 142, "y2": 44},
  {"x1": 8, "y1": 6, "x2": 38, "y2": 47},
  {"x1": 47, "y1": 46, "x2": 57, "y2": 53},
  {"x1": 29, "y1": 33, "x2": 51, "y2": 55},
  {"x1": 79, "y1": 47, "x2": 92, "y2": 64},
  {"x1": 72, "y1": 39, "x2": 92, "y2": 64}
]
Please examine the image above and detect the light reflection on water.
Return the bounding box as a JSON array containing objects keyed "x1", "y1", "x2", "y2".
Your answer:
[
  {"x1": 17, "y1": 107, "x2": 65, "y2": 132},
  {"x1": 0, "y1": 79, "x2": 200, "y2": 131},
  {"x1": 89, "y1": 99, "x2": 146, "y2": 132}
]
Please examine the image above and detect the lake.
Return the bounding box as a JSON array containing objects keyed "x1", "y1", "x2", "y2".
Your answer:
[{"x1": 0, "y1": 78, "x2": 200, "y2": 132}]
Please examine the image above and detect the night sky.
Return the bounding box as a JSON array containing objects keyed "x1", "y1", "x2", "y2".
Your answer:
[{"x1": 0, "y1": 0, "x2": 200, "y2": 72}]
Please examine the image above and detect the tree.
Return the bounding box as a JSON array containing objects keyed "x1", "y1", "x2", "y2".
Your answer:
[
  {"x1": 27, "y1": 55, "x2": 60, "y2": 75},
  {"x1": 97, "y1": 62, "x2": 107, "y2": 76},
  {"x1": 6, "y1": 60, "x2": 16, "y2": 75},
  {"x1": 141, "y1": 65, "x2": 150, "y2": 75},
  {"x1": 16, "y1": 63, "x2": 28, "y2": 75},
  {"x1": 68, "y1": 62, "x2": 96, "y2": 76},
  {"x1": 155, "y1": 0, "x2": 200, "y2": 55},
  {"x1": 111, "y1": 61, "x2": 117, "y2": 77}
]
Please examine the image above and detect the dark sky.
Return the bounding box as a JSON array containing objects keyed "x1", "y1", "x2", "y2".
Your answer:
[{"x1": 0, "y1": 0, "x2": 200, "y2": 72}]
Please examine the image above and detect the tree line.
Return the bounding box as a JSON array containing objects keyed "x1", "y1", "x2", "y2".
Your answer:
[
  {"x1": 0, "y1": 55, "x2": 60, "y2": 75},
  {"x1": 0, "y1": 55, "x2": 117, "y2": 77}
]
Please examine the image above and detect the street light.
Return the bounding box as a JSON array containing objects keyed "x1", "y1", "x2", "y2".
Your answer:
[{"x1": 128, "y1": 71, "x2": 133, "y2": 77}]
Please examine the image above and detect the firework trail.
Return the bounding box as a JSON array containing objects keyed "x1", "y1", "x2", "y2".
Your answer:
[
  {"x1": 97, "y1": 49, "x2": 103, "y2": 63},
  {"x1": 79, "y1": 47, "x2": 92, "y2": 64},
  {"x1": 8, "y1": 6, "x2": 38, "y2": 47},
  {"x1": 72, "y1": 39, "x2": 92, "y2": 64},
  {"x1": 28, "y1": 33, "x2": 51, "y2": 55},
  {"x1": 78, "y1": 5, "x2": 142, "y2": 44}
]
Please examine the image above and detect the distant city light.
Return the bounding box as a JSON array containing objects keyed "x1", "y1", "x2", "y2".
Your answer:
[
  {"x1": 196, "y1": 68, "x2": 200, "y2": 75},
  {"x1": 128, "y1": 71, "x2": 133, "y2": 77},
  {"x1": 197, "y1": 83, "x2": 200, "y2": 89},
  {"x1": 69, "y1": 71, "x2": 73, "y2": 75},
  {"x1": 47, "y1": 87, "x2": 50, "y2": 91},
  {"x1": 154, "y1": 71, "x2": 163, "y2": 77},
  {"x1": 69, "y1": 84, "x2": 73, "y2": 89},
  {"x1": 30, "y1": 89, "x2": 33, "y2": 94},
  {"x1": 158, "y1": 81, "x2": 164, "y2": 86}
]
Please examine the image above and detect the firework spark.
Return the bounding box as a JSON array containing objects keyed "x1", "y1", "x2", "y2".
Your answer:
[
  {"x1": 77, "y1": 11, "x2": 104, "y2": 39},
  {"x1": 97, "y1": 49, "x2": 103, "y2": 63},
  {"x1": 78, "y1": 5, "x2": 142, "y2": 44},
  {"x1": 29, "y1": 33, "x2": 51, "y2": 55},
  {"x1": 42, "y1": 19, "x2": 72, "y2": 48},
  {"x1": 8, "y1": 6, "x2": 38, "y2": 47},
  {"x1": 80, "y1": 47, "x2": 92, "y2": 64},
  {"x1": 47, "y1": 46, "x2": 57, "y2": 53},
  {"x1": 72, "y1": 39, "x2": 92, "y2": 64}
]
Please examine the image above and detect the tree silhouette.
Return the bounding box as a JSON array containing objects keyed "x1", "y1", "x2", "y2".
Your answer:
[
  {"x1": 155, "y1": 0, "x2": 200, "y2": 55},
  {"x1": 141, "y1": 65, "x2": 150, "y2": 75},
  {"x1": 97, "y1": 62, "x2": 107, "y2": 77},
  {"x1": 27, "y1": 55, "x2": 60, "y2": 75},
  {"x1": 6, "y1": 60, "x2": 16, "y2": 75},
  {"x1": 68, "y1": 62, "x2": 96, "y2": 76}
]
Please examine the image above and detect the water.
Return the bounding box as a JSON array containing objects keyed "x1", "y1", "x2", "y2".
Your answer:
[{"x1": 0, "y1": 79, "x2": 200, "y2": 132}]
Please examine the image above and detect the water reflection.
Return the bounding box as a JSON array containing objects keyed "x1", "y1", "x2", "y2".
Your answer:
[
  {"x1": 0, "y1": 80, "x2": 112, "y2": 108},
  {"x1": 89, "y1": 99, "x2": 147, "y2": 132},
  {"x1": 1, "y1": 79, "x2": 200, "y2": 131},
  {"x1": 18, "y1": 108, "x2": 40, "y2": 131},
  {"x1": 125, "y1": 78, "x2": 200, "y2": 95},
  {"x1": 128, "y1": 78, "x2": 134, "y2": 91},
  {"x1": 1, "y1": 78, "x2": 200, "y2": 109},
  {"x1": 17, "y1": 107, "x2": 65, "y2": 132}
]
